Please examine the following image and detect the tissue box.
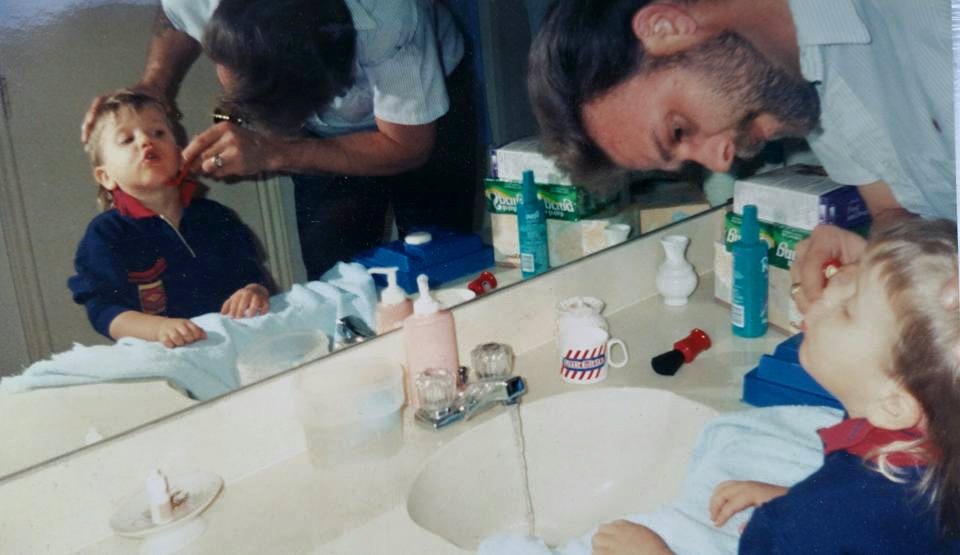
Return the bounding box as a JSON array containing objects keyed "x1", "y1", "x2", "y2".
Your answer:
[
  {"x1": 714, "y1": 241, "x2": 801, "y2": 334},
  {"x1": 733, "y1": 164, "x2": 870, "y2": 230},
  {"x1": 484, "y1": 178, "x2": 623, "y2": 222},
  {"x1": 490, "y1": 136, "x2": 573, "y2": 184},
  {"x1": 491, "y1": 204, "x2": 642, "y2": 268}
]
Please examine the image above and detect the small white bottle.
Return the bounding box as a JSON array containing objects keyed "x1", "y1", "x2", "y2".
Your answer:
[
  {"x1": 146, "y1": 468, "x2": 173, "y2": 524},
  {"x1": 404, "y1": 274, "x2": 459, "y2": 407},
  {"x1": 368, "y1": 267, "x2": 413, "y2": 334}
]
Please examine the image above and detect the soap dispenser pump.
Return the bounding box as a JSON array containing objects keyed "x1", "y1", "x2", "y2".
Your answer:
[
  {"x1": 369, "y1": 266, "x2": 413, "y2": 334},
  {"x1": 404, "y1": 274, "x2": 459, "y2": 407}
]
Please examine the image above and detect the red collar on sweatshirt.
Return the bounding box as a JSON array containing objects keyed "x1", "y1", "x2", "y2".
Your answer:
[
  {"x1": 112, "y1": 179, "x2": 197, "y2": 219},
  {"x1": 819, "y1": 418, "x2": 929, "y2": 467}
]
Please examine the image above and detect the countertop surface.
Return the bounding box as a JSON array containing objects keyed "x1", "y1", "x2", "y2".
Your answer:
[{"x1": 84, "y1": 274, "x2": 786, "y2": 553}]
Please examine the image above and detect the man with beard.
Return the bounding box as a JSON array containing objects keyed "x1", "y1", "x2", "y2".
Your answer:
[{"x1": 528, "y1": 0, "x2": 954, "y2": 317}]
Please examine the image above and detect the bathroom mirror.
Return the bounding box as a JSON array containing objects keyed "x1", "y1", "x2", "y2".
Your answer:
[{"x1": 0, "y1": 0, "x2": 712, "y2": 481}]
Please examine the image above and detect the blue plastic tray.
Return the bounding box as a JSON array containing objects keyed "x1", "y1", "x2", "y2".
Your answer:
[
  {"x1": 353, "y1": 227, "x2": 495, "y2": 292},
  {"x1": 741, "y1": 333, "x2": 842, "y2": 410}
]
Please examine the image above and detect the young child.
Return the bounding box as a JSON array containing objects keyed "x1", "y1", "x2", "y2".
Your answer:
[
  {"x1": 593, "y1": 218, "x2": 960, "y2": 554},
  {"x1": 69, "y1": 92, "x2": 270, "y2": 348}
]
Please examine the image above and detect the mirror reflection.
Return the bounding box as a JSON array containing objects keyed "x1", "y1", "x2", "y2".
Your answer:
[{"x1": 0, "y1": 0, "x2": 723, "y2": 480}]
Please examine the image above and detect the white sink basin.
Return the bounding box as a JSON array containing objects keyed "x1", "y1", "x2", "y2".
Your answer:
[{"x1": 406, "y1": 388, "x2": 717, "y2": 549}]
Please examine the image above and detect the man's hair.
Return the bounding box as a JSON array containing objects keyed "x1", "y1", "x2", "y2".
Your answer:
[
  {"x1": 83, "y1": 91, "x2": 186, "y2": 211},
  {"x1": 866, "y1": 218, "x2": 960, "y2": 537},
  {"x1": 203, "y1": 0, "x2": 356, "y2": 134},
  {"x1": 528, "y1": 0, "x2": 666, "y2": 182}
]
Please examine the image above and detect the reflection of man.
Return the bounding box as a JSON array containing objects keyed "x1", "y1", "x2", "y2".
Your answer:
[
  {"x1": 84, "y1": 0, "x2": 475, "y2": 280},
  {"x1": 528, "y1": 0, "x2": 954, "y2": 310}
]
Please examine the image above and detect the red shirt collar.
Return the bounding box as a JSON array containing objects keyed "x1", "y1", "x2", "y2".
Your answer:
[
  {"x1": 112, "y1": 178, "x2": 197, "y2": 219},
  {"x1": 818, "y1": 418, "x2": 929, "y2": 467}
]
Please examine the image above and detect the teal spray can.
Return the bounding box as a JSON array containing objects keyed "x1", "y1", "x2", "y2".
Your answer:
[
  {"x1": 517, "y1": 170, "x2": 550, "y2": 278},
  {"x1": 731, "y1": 204, "x2": 768, "y2": 337}
]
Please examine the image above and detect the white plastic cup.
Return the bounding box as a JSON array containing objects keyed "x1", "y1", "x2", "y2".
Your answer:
[
  {"x1": 293, "y1": 357, "x2": 405, "y2": 468},
  {"x1": 604, "y1": 224, "x2": 631, "y2": 247}
]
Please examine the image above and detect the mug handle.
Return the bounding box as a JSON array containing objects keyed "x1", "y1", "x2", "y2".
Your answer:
[{"x1": 606, "y1": 338, "x2": 629, "y2": 368}]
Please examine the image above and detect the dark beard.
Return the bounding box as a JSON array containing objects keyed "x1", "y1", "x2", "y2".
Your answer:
[{"x1": 649, "y1": 32, "x2": 821, "y2": 158}]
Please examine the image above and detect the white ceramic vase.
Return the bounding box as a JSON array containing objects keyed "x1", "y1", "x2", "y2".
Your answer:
[{"x1": 655, "y1": 235, "x2": 698, "y2": 306}]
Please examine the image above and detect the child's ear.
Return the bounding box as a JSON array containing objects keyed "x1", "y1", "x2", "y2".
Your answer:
[
  {"x1": 867, "y1": 383, "x2": 923, "y2": 430},
  {"x1": 94, "y1": 166, "x2": 116, "y2": 190},
  {"x1": 631, "y1": 4, "x2": 704, "y2": 56}
]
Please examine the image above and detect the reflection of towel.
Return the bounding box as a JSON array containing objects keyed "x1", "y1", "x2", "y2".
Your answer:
[
  {"x1": 478, "y1": 405, "x2": 844, "y2": 555},
  {"x1": 1, "y1": 263, "x2": 376, "y2": 401}
]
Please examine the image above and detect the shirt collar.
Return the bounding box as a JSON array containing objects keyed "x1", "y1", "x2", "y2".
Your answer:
[
  {"x1": 818, "y1": 418, "x2": 929, "y2": 467},
  {"x1": 788, "y1": 0, "x2": 871, "y2": 82},
  {"x1": 112, "y1": 179, "x2": 197, "y2": 219},
  {"x1": 343, "y1": 0, "x2": 376, "y2": 31}
]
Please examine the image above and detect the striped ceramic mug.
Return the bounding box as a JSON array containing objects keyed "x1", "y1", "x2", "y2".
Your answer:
[{"x1": 558, "y1": 326, "x2": 629, "y2": 384}]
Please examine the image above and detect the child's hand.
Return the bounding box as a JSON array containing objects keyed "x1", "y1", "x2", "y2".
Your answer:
[
  {"x1": 709, "y1": 480, "x2": 788, "y2": 528},
  {"x1": 221, "y1": 283, "x2": 270, "y2": 319},
  {"x1": 592, "y1": 520, "x2": 674, "y2": 554},
  {"x1": 156, "y1": 318, "x2": 207, "y2": 348}
]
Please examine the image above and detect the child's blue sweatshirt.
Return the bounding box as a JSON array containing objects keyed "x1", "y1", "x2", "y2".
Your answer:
[
  {"x1": 740, "y1": 419, "x2": 959, "y2": 554},
  {"x1": 69, "y1": 191, "x2": 267, "y2": 338}
]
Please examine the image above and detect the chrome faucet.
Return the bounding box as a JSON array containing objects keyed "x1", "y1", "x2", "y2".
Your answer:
[
  {"x1": 415, "y1": 375, "x2": 527, "y2": 429},
  {"x1": 335, "y1": 315, "x2": 377, "y2": 348}
]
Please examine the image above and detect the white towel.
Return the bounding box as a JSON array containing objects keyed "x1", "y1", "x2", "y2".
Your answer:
[
  {"x1": 1, "y1": 262, "x2": 376, "y2": 401},
  {"x1": 478, "y1": 405, "x2": 844, "y2": 555}
]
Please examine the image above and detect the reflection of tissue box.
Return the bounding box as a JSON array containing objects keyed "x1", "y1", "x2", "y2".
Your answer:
[
  {"x1": 491, "y1": 204, "x2": 641, "y2": 268},
  {"x1": 714, "y1": 240, "x2": 800, "y2": 334},
  {"x1": 484, "y1": 178, "x2": 623, "y2": 222},
  {"x1": 490, "y1": 136, "x2": 573, "y2": 184}
]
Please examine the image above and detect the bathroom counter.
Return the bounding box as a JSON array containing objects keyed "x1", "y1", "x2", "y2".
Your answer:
[
  {"x1": 81, "y1": 273, "x2": 785, "y2": 554},
  {"x1": 0, "y1": 381, "x2": 194, "y2": 479}
]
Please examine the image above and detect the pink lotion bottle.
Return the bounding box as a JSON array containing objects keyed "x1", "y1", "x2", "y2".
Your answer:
[
  {"x1": 369, "y1": 267, "x2": 413, "y2": 334},
  {"x1": 404, "y1": 274, "x2": 459, "y2": 407}
]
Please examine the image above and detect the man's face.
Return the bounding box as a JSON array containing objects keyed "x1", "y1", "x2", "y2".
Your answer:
[{"x1": 582, "y1": 32, "x2": 820, "y2": 173}]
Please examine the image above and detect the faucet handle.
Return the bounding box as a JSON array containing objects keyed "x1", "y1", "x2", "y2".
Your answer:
[
  {"x1": 415, "y1": 368, "x2": 458, "y2": 414},
  {"x1": 470, "y1": 343, "x2": 514, "y2": 380}
]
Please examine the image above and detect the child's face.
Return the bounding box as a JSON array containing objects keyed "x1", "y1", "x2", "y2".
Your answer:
[
  {"x1": 94, "y1": 105, "x2": 181, "y2": 196},
  {"x1": 799, "y1": 262, "x2": 899, "y2": 416}
]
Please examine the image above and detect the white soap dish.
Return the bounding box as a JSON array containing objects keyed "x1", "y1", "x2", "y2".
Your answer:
[{"x1": 110, "y1": 472, "x2": 223, "y2": 553}]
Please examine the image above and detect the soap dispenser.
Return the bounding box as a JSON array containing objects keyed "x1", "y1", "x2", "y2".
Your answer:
[
  {"x1": 369, "y1": 267, "x2": 413, "y2": 334},
  {"x1": 404, "y1": 274, "x2": 460, "y2": 407}
]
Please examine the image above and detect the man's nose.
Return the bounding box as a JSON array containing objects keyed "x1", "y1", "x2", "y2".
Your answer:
[{"x1": 683, "y1": 134, "x2": 734, "y2": 173}]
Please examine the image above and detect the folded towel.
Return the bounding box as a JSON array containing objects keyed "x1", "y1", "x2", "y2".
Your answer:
[
  {"x1": 478, "y1": 405, "x2": 844, "y2": 555},
  {"x1": 1, "y1": 262, "x2": 376, "y2": 401}
]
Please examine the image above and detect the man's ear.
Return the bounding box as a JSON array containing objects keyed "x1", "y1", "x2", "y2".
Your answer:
[
  {"x1": 631, "y1": 4, "x2": 704, "y2": 56},
  {"x1": 867, "y1": 383, "x2": 923, "y2": 431},
  {"x1": 94, "y1": 167, "x2": 116, "y2": 190}
]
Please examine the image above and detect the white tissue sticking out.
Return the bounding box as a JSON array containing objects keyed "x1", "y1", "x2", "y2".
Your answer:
[{"x1": 146, "y1": 469, "x2": 173, "y2": 525}]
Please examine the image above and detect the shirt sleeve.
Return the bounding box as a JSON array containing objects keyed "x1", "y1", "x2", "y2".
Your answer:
[
  {"x1": 162, "y1": 0, "x2": 218, "y2": 42},
  {"x1": 362, "y1": 1, "x2": 452, "y2": 126},
  {"x1": 67, "y1": 222, "x2": 136, "y2": 339}
]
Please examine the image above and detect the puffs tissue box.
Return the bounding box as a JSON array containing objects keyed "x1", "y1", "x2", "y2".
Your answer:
[{"x1": 742, "y1": 334, "x2": 842, "y2": 410}]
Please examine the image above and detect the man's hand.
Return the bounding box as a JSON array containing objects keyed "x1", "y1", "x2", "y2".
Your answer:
[
  {"x1": 221, "y1": 283, "x2": 270, "y2": 319},
  {"x1": 592, "y1": 520, "x2": 674, "y2": 555},
  {"x1": 709, "y1": 480, "x2": 788, "y2": 528},
  {"x1": 182, "y1": 123, "x2": 280, "y2": 179},
  {"x1": 790, "y1": 224, "x2": 867, "y2": 314},
  {"x1": 156, "y1": 317, "x2": 207, "y2": 348}
]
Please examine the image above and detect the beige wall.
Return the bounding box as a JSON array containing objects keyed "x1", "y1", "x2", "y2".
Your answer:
[{"x1": 0, "y1": 4, "x2": 272, "y2": 367}]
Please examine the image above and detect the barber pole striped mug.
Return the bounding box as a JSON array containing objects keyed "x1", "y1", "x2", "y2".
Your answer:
[{"x1": 558, "y1": 326, "x2": 629, "y2": 384}]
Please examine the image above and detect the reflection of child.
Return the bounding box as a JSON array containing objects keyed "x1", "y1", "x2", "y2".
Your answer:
[
  {"x1": 594, "y1": 218, "x2": 960, "y2": 554},
  {"x1": 69, "y1": 92, "x2": 270, "y2": 348}
]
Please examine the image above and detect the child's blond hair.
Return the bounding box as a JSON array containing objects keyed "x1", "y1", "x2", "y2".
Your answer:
[
  {"x1": 83, "y1": 92, "x2": 187, "y2": 211},
  {"x1": 865, "y1": 218, "x2": 960, "y2": 536}
]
